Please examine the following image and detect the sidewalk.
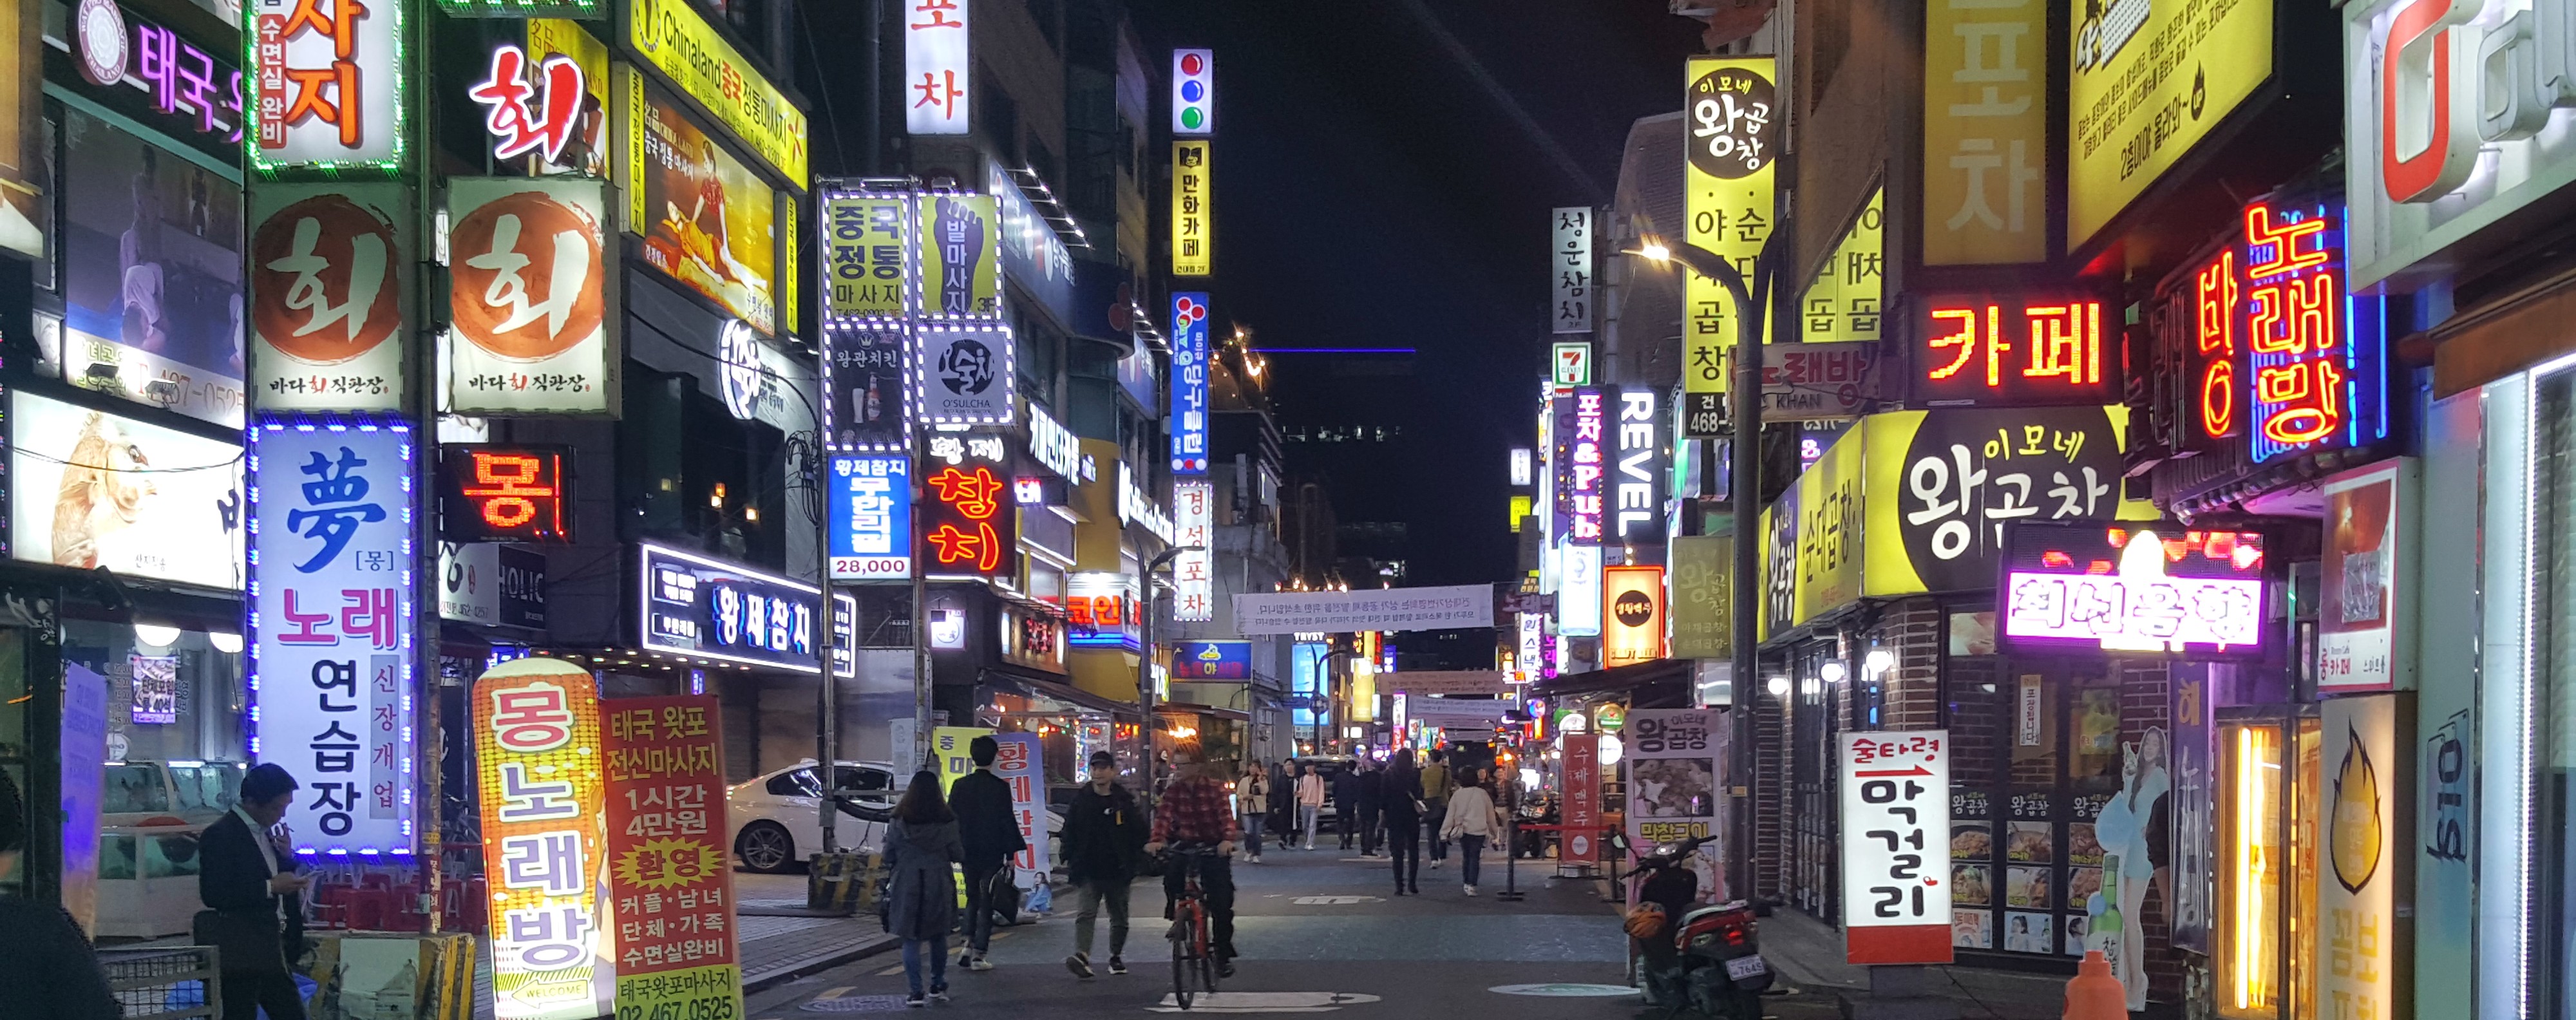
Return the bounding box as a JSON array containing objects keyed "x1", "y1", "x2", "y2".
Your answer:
[
  {"x1": 1755, "y1": 909, "x2": 2069, "y2": 1020},
  {"x1": 469, "y1": 884, "x2": 900, "y2": 1019}
]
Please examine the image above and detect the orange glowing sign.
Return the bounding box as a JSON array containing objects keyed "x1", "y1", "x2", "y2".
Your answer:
[
  {"x1": 921, "y1": 463, "x2": 1016, "y2": 577},
  {"x1": 1911, "y1": 296, "x2": 2117, "y2": 407},
  {"x1": 442, "y1": 446, "x2": 573, "y2": 543}
]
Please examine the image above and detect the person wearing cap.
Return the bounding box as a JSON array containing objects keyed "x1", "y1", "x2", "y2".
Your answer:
[
  {"x1": 0, "y1": 768, "x2": 119, "y2": 1019},
  {"x1": 199, "y1": 762, "x2": 312, "y2": 1020},
  {"x1": 1060, "y1": 751, "x2": 1144, "y2": 979}
]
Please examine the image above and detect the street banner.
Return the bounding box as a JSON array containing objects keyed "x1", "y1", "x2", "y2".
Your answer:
[
  {"x1": 472, "y1": 657, "x2": 607, "y2": 1020},
  {"x1": 1627, "y1": 708, "x2": 1725, "y2": 905},
  {"x1": 603, "y1": 695, "x2": 742, "y2": 1020},
  {"x1": 1841, "y1": 730, "x2": 1953, "y2": 965},
  {"x1": 993, "y1": 732, "x2": 1051, "y2": 889},
  {"x1": 1377, "y1": 671, "x2": 1509, "y2": 696},
  {"x1": 1562, "y1": 734, "x2": 1601, "y2": 865},
  {"x1": 1232, "y1": 584, "x2": 1493, "y2": 635}
]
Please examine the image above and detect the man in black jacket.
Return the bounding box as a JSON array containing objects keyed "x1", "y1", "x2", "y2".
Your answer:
[
  {"x1": 1331, "y1": 762, "x2": 1365, "y2": 851},
  {"x1": 1353, "y1": 760, "x2": 1385, "y2": 856},
  {"x1": 1060, "y1": 751, "x2": 1142, "y2": 979},
  {"x1": 949, "y1": 735, "x2": 1027, "y2": 971},
  {"x1": 198, "y1": 763, "x2": 311, "y2": 1020}
]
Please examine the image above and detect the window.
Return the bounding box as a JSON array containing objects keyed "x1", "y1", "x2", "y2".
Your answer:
[
  {"x1": 2529, "y1": 369, "x2": 2576, "y2": 1019},
  {"x1": 768, "y1": 768, "x2": 823, "y2": 798}
]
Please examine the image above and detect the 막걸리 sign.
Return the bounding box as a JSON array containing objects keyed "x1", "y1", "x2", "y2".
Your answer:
[
  {"x1": 1232, "y1": 584, "x2": 1494, "y2": 635},
  {"x1": 1840, "y1": 730, "x2": 1951, "y2": 965}
]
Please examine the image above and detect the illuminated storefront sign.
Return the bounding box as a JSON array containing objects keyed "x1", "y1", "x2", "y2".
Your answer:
[
  {"x1": 1560, "y1": 387, "x2": 1605, "y2": 545},
  {"x1": 1759, "y1": 343, "x2": 1880, "y2": 421},
  {"x1": 625, "y1": 0, "x2": 808, "y2": 182},
  {"x1": 1171, "y1": 293, "x2": 1211, "y2": 472},
  {"x1": 1681, "y1": 55, "x2": 1777, "y2": 397},
  {"x1": 1841, "y1": 732, "x2": 1952, "y2": 964},
  {"x1": 249, "y1": 415, "x2": 417, "y2": 855},
  {"x1": 1171, "y1": 140, "x2": 1211, "y2": 276},
  {"x1": 1510, "y1": 448, "x2": 1533, "y2": 486},
  {"x1": 440, "y1": 446, "x2": 573, "y2": 543},
  {"x1": 829, "y1": 454, "x2": 913, "y2": 580},
  {"x1": 1027, "y1": 404, "x2": 1092, "y2": 482},
  {"x1": 1065, "y1": 572, "x2": 1139, "y2": 649},
  {"x1": 822, "y1": 189, "x2": 914, "y2": 322},
  {"x1": 1172, "y1": 48, "x2": 1213, "y2": 134},
  {"x1": 638, "y1": 544, "x2": 820, "y2": 673},
  {"x1": 602, "y1": 695, "x2": 742, "y2": 1018},
  {"x1": 446, "y1": 177, "x2": 616, "y2": 415},
  {"x1": 1923, "y1": 0, "x2": 2042, "y2": 265},
  {"x1": 1173, "y1": 640, "x2": 1250, "y2": 679},
  {"x1": 1173, "y1": 480, "x2": 1215, "y2": 621},
  {"x1": 1613, "y1": 387, "x2": 1664, "y2": 543},
  {"x1": 1553, "y1": 206, "x2": 1593, "y2": 334},
  {"x1": 249, "y1": 184, "x2": 413, "y2": 411},
  {"x1": 1667, "y1": 534, "x2": 1731, "y2": 660},
  {"x1": 916, "y1": 193, "x2": 1001, "y2": 320},
  {"x1": 2067, "y1": 0, "x2": 2271, "y2": 248},
  {"x1": 2313, "y1": 695, "x2": 2397, "y2": 1020},
  {"x1": 73, "y1": 0, "x2": 243, "y2": 144},
  {"x1": 1801, "y1": 188, "x2": 1884, "y2": 341},
  {"x1": 248, "y1": 0, "x2": 407, "y2": 171},
  {"x1": 1998, "y1": 523, "x2": 2268, "y2": 657},
  {"x1": 1517, "y1": 614, "x2": 1545, "y2": 680},
  {"x1": 1559, "y1": 542, "x2": 1602, "y2": 637},
  {"x1": 922, "y1": 462, "x2": 1017, "y2": 578},
  {"x1": 1117, "y1": 463, "x2": 1177, "y2": 544},
  {"x1": 999, "y1": 605, "x2": 1065, "y2": 673},
  {"x1": 2239, "y1": 202, "x2": 2383, "y2": 462},
  {"x1": 473, "y1": 657, "x2": 605, "y2": 1020},
  {"x1": 902, "y1": 0, "x2": 969, "y2": 136},
  {"x1": 1909, "y1": 295, "x2": 2116, "y2": 408},
  {"x1": 1553, "y1": 341, "x2": 1592, "y2": 386},
  {"x1": 1600, "y1": 565, "x2": 1665, "y2": 666},
  {"x1": 2318, "y1": 459, "x2": 2414, "y2": 692},
  {"x1": 826, "y1": 325, "x2": 911, "y2": 452},
  {"x1": 468, "y1": 44, "x2": 583, "y2": 164},
  {"x1": 915, "y1": 323, "x2": 1016, "y2": 426}
]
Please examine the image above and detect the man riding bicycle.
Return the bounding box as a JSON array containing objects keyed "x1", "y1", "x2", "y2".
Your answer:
[{"x1": 1145, "y1": 740, "x2": 1240, "y2": 978}]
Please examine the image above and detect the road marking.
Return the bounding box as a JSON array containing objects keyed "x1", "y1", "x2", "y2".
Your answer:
[
  {"x1": 1488, "y1": 983, "x2": 1641, "y2": 997},
  {"x1": 1146, "y1": 992, "x2": 1382, "y2": 1013},
  {"x1": 873, "y1": 964, "x2": 905, "y2": 976},
  {"x1": 1288, "y1": 895, "x2": 1382, "y2": 905}
]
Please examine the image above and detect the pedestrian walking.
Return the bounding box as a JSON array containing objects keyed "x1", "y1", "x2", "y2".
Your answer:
[
  {"x1": 1420, "y1": 750, "x2": 1453, "y2": 869},
  {"x1": 884, "y1": 771, "x2": 963, "y2": 1007},
  {"x1": 1354, "y1": 759, "x2": 1385, "y2": 856},
  {"x1": 1379, "y1": 750, "x2": 1426, "y2": 896},
  {"x1": 1235, "y1": 760, "x2": 1271, "y2": 863},
  {"x1": 1440, "y1": 772, "x2": 1506, "y2": 896},
  {"x1": 1267, "y1": 759, "x2": 1294, "y2": 839},
  {"x1": 949, "y1": 736, "x2": 1027, "y2": 973},
  {"x1": 1061, "y1": 751, "x2": 1144, "y2": 980},
  {"x1": 0, "y1": 771, "x2": 117, "y2": 1019},
  {"x1": 198, "y1": 763, "x2": 312, "y2": 1020},
  {"x1": 1331, "y1": 762, "x2": 1365, "y2": 851},
  {"x1": 1295, "y1": 763, "x2": 1326, "y2": 849},
  {"x1": 1148, "y1": 740, "x2": 1242, "y2": 977}
]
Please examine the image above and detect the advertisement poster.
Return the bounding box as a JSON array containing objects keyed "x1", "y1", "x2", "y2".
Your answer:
[
  {"x1": 247, "y1": 182, "x2": 412, "y2": 411},
  {"x1": 630, "y1": 79, "x2": 777, "y2": 335},
  {"x1": 992, "y1": 732, "x2": 1050, "y2": 888},
  {"x1": 2170, "y1": 663, "x2": 2214, "y2": 954},
  {"x1": 447, "y1": 177, "x2": 616, "y2": 415},
  {"x1": 623, "y1": 0, "x2": 806, "y2": 182},
  {"x1": 2319, "y1": 460, "x2": 2413, "y2": 692},
  {"x1": 2315, "y1": 694, "x2": 2404, "y2": 1020},
  {"x1": 2082, "y1": 726, "x2": 2170, "y2": 1005},
  {"x1": 473, "y1": 657, "x2": 607, "y2": 1020},
  {"x1": 828, "y1": 454, "x2": 911, "y2": 580},
  {"x1": 1681, "y1": 55, "x2": 1777, "y2": 397},
  {"x1": 249, "y1": 415, "x2": 415, "y2": 854},
  {"x1": 8, "y1": 390, "x2": 244, "y2": 590},
  {"x1": 2066, "y1": 0, "x2": 2273, "y2": 247},
  {"x1": 0, "y1": 0, "x2": 39, "y2": 261},
  {"x1": 915, "y1": 193, "x2": 1000, "y2": 319},
  {"x1": 1841, "y1": 730, "x2": 1952, "y2": 965},
  {"x1": 603, "y1": 695, "x2": 742, "y2": 1020},
  {"x1": 1626, "y1": 708, "x2": 1725, "y2": 904},
  {"x1": 1561, "y1": 733, "x2": 1600, "y2": 865},
  {"x1": 824, "y1": 325, "x2": 911, "y2": 451},
  {"x1": 57, "y1": 107, "x2": 242, "y2": 426}
]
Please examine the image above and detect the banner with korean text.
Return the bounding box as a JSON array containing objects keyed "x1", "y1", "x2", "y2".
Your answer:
[
  {"x1": 604, "y1": 695, "x2": 743, "y2": 1020},
  {"x1": 1626, "y1": 708, "x2": 1726, "y2": 904},
  {"x1": 249, "y1": 415, "x2": 416, "y2": 855},
  {"x1": 448, "y1": 178, "x2": 618, "y2": 415},
  {"x1": 993, "y1": 732, "x2": 1050, "y2": 889},
  {"x1": 1232, "y1": 584, "x2": 1493, "y2": 635},
  {"x1": 471, "y1": 657, "x2": 607, "y2": 1020},
  {"x1": 1841, "y1": 730, "x2": 1953, "y2": 964},
  {"x1": 249, "y1": 184, "x2": 413, "y2": 411}
]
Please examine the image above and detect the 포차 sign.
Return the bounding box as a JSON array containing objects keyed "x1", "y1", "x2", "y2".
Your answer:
[{"x1": 1841, "y1": 730, "x2": 1951, "y2": 965}]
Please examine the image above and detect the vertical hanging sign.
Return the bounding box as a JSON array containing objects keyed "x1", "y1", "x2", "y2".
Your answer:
[
  {"x1": 446, "y1": 177, "x2": 617, "y2": 415},
  {"x1": 249, "y1": 415, "x2": 418, "y2": 857},
  {"x1": 604, "y1": 695, "x2": 743, "y2": 1020},
  {"x1": 1553, "y1": 206, "x2": 1593, "y2": 334},
  {"x1": 1562, "y1": 733, "x2": 1601, "y2": 864},
  {"x1": 248, "y1": 0, "x2": 406, "y2": 171},
  {"x1": 472, "y1": 657, "x2": 606, "y2": 1020},
  {"x1": 1171, "y1": 49, "x2": 1213, "y2": 135},
  {"x1": 902, "y1": 0, "x2": 969, "y2": 135},
  {"x1": 1841, "y1": 730, "x2": 1953, "y2": 965},
  {"x1": 1681, "y1": 57, "x2": 1777, "y2": 400},
  {"x1": 1171, "y1": 140, "x2": 1211, "y2": 276},
  {"x1": 1922, "y1": 0, "x2": 2045, "y2": 265},
  {"x1": 1173, "y1": 480, "x2": 1213, "y2": 621},
  {"x1": 1171, "y1": 293, "x2": 1211, "y2": 472},
  {"x1": 822, "y1": 189, "x2": 914, "y2": 323},
  {"x1": 249, "y1": 184, "x2": 413, "y2": 411}
]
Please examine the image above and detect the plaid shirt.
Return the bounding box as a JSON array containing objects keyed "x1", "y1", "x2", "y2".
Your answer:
[{"x1": 1151, "y1": 775, "x2": 1242, "y2": 845}]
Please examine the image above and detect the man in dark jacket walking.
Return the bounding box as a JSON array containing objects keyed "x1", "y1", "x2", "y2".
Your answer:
[
  {"x1": 1061, "y1": 751, "x2": 1143, "y2": 979},
  {"x1": 949, "y1": 736, "x2": 1027, "y2": 972},
  {"x1": 199, "y1": 763, "x2": 312, "y2": 1020},
  {"x1": 1354, "y1": 760, "x2": 1385, "y2": 856},
  {"x1": 1331, "y1": 762, "x2": 1365, "y2": 851}
]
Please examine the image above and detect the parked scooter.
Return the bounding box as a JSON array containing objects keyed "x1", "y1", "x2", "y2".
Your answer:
[{"x1": 1619, "y1": 832, "x2": 1772, "y2": 1020}]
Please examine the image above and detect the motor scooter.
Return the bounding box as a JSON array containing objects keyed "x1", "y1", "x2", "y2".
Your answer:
[{"x1": 1620, "y1": 832, "x2": 1772, "y2": 1020}]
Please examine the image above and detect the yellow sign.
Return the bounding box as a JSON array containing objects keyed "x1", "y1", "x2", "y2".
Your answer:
[
  {"x1": 1508, "y1": 494, "x2": 1532, "y2": 532},
  {"x1": 822, "y1": 193, "x2": 914, "y2": 320},
  {"x1": 1667, "y1": 534, "x2": 1731, "y2": 660},
  {"x1": 932, "y1": 726, "x2": 994, "y2": 793},
  {"x1": 1793, "y1": 430, "x2": 1866, "y2": 625},
  {"x1": 625, "y1": 0, "x2": 810, "y2": 185},
  {"x1": 1683, "y1": 56, "x2": 1779, "y2": 395},
  {"x1": 1924, "y1": 0, "x2": 2048, "y2": 265},
  {"x1": 916, "y1": 193, "x2": 1002, "y2": 319},
  {"x1": 1801, "y1": 187, "x2": 1884, "y2": 341},
  {"x1": 472, "y1": 658, "x2": 606, "y2": 1020},
  {"x1": 1600, "y1": 565, "x2": 1666, "y2": 666},
  {"x1": 2067, "y1": 0, "x2": 2272, "y2": 248},
  {"x1": 1172, "y1": 140, "x2": 1212, "y2": 276},
  {"x1": 782, "y1": 194, "x2": 800, "y2": 333},
  {"x1": 525, "y1": 19, "x2": 608, "y2": 178}
]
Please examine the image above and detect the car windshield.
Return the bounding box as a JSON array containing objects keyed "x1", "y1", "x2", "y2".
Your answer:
[{"x1": 169, "y1": 764, "x2": 242, "y2": 812}]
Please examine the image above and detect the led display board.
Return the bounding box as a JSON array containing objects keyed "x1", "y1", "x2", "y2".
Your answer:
[
  {"x1": 440, "y1": 445, "x2": 574, "y2": 543},
  {"x1": 1998, "y1": 521, "x2": 2268, "y2": 658}
]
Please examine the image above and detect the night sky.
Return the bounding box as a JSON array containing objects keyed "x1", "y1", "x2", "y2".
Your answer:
[{"x1": 1130, "y1": 1, "x2": 1704, "y2": 587}]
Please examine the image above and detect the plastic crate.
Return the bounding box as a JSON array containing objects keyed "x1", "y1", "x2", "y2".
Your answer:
[{"x1": 97, "y1": 946, "x2": 220, "y2": 1019}]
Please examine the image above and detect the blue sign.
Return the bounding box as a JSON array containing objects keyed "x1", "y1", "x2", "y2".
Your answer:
[
  {"x1": 1170, "y1": 293, "x2": 1211, "y2": 473},
  {"x1": 828, "y1": 454, "x2": 912, "y2": 580},
  {"x1": 1171, "y1": 640, "x2": 1251, "y2": 680},
  {"x1": 639, "y1": 544, "x2": 822, "y2": 674},
  {"x1": 1291, "y1": 641, "x2": 1329, "y2": 726}
]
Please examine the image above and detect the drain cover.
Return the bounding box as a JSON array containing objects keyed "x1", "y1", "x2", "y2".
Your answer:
[{"x1": 802, "y1": 994, "x2": 916, "y2": 1013}]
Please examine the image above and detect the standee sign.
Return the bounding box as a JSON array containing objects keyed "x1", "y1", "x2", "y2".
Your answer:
[
  {"x1": 602, "y1": 695, "x2": 743, "y2": 1019},
  {"x1": 472, "y1": 657, "x2": 605, "y2": 1020},
  {"x1": 1840, "y1": 730, "x2": 1951, "y2": 965}
]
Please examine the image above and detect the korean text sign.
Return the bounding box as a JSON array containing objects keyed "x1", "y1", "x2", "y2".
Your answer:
[
  {"x1": 448, "y1": 178, "x2": 617, "y2": 415},
  {"x1": 1859, "y1": 406, "x2": 2154, "y2": 598},
  {"x1": 627, "y1": 79, "x2": 779, "y2": 335},
  {"x1": 2313, "y1": 695, "x2": 2398, "y2": 1020},
  {"x1": 625, "y1": 0, "x2": 807, "y2": 182},
  {"x1": 1998, "y1": 522, "x2": 2268, "y2": 657},
  {"x1": 1924, "y1": 1, "x2": 2045, "y2": 265},
  {"x1": 826, "y1": 325, "x2": 912, "y2": 451},
  {"x1": 902, "y1": 0, "x2": 969, "y2": 135},
  {"x1": 822, "y1": 191, "x2": 913, "y2": 321},
  {"x1": 471, "y1": 657, "x2": 605, "y2": 1020},
  {"x1": 1170, "y1": 294, "x2": 1211, "y2": 473},
  {"x1": 1171, "y1": 641, "x2": 1251, "y2": 680},
  {"x1": 440, "y1": 446, "x2": 574, "y2": 543},
  {"x1": 1173, "y1": 480, "x2": 1214, "y2": 621},
  {"x1": 1840, "y1": 730, "x2": 1953, "y2": 965},
  {"x1": 2067, "y1": 0, "x2": 2272, "y2": 249},
  {"x1": 249, "y1": 184, "x2": 412, "y2": 411},
  {"x1": 1801, "y1": 188, "x2": 1885, "y2": 341},
  {"x1": 921, "y1": 462, "x2": 1018, "y2": 578},
  {"x1": 1562, "y1": 734, "x2": 1601, "y2": 864},
  {"x1": 2318, "y1": 460, "x2": 2413, "y2": 692},
  {"x1": 604, "y1": 695, "x2": 743, "y2": 1020},
  {"x1": 1626, "y1": 709, "x2": 1725, "y2": 904},
  {"x1": 1681, "y1": 56, "x2": 1777, "y2": 396},
  {"x1": 638, "y1": 544, "x2": 821, "y2": 672},
  {"x1": 1911, "y1": 294, "x2": 2116, "y2": 408},
  {"x1": 1171, "y1": 140, "x2": 1211, "y2": 276},
  {"x1": 829, "y1": 455, "x2": 913, "y2": 580},
  {"x1": 1553, "y1": 206, "x2": 1593, "y2": 334},
  {"x1": 248, "y1": 0, "x2": 405, "y2": 170},
  {"x1": 992, "y1": 732, "x2": 1051, "y2": 883},
  {"x1": 915, "y1": 193, "x2": 1001, "y2": 320},
  {"x1": 1231, "y1": 584, "x2": 1495, "y2": 635},
  {"x1": 250, "y1": 416, "x2": 415, "y2": 855}
]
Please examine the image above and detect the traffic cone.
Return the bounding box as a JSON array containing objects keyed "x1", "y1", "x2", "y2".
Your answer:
[{"x1": 2064, "y1": 950, "x2": 2126, "y2": 1020}]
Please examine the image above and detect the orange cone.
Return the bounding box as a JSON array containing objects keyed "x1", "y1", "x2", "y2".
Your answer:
[{"x1": 2065, "y1": 950, "x2": 2126, "y2": 1020}]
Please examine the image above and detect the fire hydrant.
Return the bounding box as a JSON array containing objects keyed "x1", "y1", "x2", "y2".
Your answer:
[{"x1": 2064, "y1": 950, "x2": 2126, "y2": 1020}]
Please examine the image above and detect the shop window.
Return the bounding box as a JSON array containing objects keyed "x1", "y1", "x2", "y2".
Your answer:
[
  {"x1": 2217, "y1": 721, "x2": 2286, "y2": 1019},
  {"x1": 2532, "y1": 371, "x2": 2576, "y2": 1019}
]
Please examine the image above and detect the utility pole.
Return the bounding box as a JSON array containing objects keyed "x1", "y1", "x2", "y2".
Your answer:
[{"x1": 1137, "y1": 545, "x2": 1201, "y2": 798}]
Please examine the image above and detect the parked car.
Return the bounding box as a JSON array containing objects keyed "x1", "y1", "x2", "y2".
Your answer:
[
  {"x1": 94, "y1": 760, "x2": 245, "y2": 938},
  {"x1": 726, "y1": 760, "x2": 899, "y2": 873}
]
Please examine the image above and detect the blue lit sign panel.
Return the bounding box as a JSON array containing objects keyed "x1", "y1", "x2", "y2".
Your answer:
[
  {"x1": 1171, "y1": 292, "x2": 1211, "y2": 473},
  {"x1": 638, "y1": 544, "x2": 821, "y2": 673},
  {"x1": 828, "y1": 454, "x2": 912, "y2": 580}
]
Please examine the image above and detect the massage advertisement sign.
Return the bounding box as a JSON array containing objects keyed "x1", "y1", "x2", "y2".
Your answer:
[{"x1": 603, "y1": 695, "x2": 743, "y2": 1020}]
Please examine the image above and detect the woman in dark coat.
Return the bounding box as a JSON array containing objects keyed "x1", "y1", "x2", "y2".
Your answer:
[{"x1": 885, "y1": 771, "x2": 965, "y2": 1006}]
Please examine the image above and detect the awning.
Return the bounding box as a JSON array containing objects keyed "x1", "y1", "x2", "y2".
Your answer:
[
  {"x1": 1160, "y1": 703, "x2": 1252, "y2": 722},
  {"x1": 980, "y1": 667, "x2": 1143, "y2": 719},
  {"x1": 1530, "y1": 657, "x2": 1696, "y2": 703}
]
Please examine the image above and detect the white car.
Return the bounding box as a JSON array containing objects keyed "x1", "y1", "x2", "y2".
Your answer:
[{"x1": 727, "y1": 760, "x2": 900, "y2": 873}]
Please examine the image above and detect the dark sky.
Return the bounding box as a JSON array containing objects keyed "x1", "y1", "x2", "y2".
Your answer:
[{"x1": 1130, "y1": 1, "x2": 1702, "y2": 587}]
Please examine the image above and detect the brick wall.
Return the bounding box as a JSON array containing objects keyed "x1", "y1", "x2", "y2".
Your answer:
[{"x1": 1874, "y1": 599, "x2": 1945, "y2": 730}]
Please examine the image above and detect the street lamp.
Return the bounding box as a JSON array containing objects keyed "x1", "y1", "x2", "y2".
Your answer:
[{"x1": 1139, "y1": 543, "x2": 1205, "y2": 797}]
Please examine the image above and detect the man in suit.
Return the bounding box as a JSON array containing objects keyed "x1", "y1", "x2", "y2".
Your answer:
[
  {"x1": 949, "y1": 735, "x2": 1027, "y2": 972},
  {"x1": 199, "y1": 763, "x2": 310, "y2": 1020}
]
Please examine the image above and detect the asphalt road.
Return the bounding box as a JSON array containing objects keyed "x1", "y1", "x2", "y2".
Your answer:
[{"x1": 742, "y1": 841, "x2": 1845, "y2": 1020}]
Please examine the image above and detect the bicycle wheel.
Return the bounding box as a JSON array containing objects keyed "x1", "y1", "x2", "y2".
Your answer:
[{"x1": 1171, "y1": 940, "x2": 1193, "y2": 1010}]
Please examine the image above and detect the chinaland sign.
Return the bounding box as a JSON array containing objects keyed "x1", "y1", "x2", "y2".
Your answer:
[{"x1": 1232, "y1": 585, "x2": 1494, "y2": 635}]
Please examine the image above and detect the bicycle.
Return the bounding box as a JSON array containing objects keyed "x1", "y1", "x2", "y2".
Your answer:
[{"x1": 1162, "y1": 843, "x2": 1224, "y2": 1009}]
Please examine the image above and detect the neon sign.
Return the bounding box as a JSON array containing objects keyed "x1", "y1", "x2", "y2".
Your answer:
[
  {"x1": 2192, "y1": 250, "x2": 2240, "y2": 443},
  {"x1": 2239, "y1": 202, "x2": 2382, "y2": 462},
  {"x1": 1911, "y1": 296, "x2": 2116, "y2": 407},
  {"x1": 467, "y1": 44, "x2": 585, "y2": 164},
  {"x1": 440, "y1": 446, "x2": 573, "y2": 543},
  {"x1": 1997, "y1": 522, "x2": 2268, "y2": 658},
  {"x1": 921, "y1": 464, "x2": 1015, "y2": 577},
  {"x1": 1562, "y1": 387, "x2": 1605, "y2": 545}
]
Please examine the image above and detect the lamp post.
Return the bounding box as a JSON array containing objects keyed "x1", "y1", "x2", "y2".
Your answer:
[{"x1": 1138, "y1": 544, "x2": 1204, "y2": 799}]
